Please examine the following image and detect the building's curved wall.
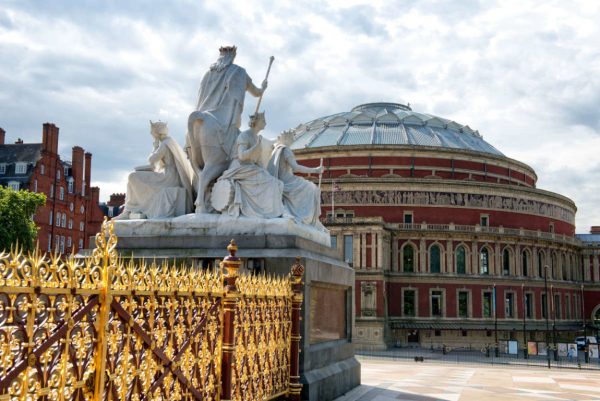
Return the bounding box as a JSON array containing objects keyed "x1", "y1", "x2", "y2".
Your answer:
[{"x1": 293, "y1": 143, "x2": 584, "y2": 350}]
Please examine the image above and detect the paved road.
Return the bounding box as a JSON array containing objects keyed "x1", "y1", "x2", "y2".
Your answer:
[
  {"x1": 357, "y1": 348, "x2": 600, "y2": 371},
  {"x1": 335, "y1": 356, "x2": 600, "y2": 401}
]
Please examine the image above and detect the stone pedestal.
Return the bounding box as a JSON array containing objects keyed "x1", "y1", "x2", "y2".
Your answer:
[{"x1": 110, "y1": 218, "x2": 360, "y2": 401}]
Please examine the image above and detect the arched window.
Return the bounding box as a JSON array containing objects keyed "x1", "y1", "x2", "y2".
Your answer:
[
  {"x1": 456, "y1": 246, "x2": 466, "y2": 275},
  {"x1": 562, "y1": 254, "x2": 567, "y2": 281},
  {"x1": 522, "y1": 250, "x2": 528, "y2": 277},
  {"x1": 480, "y1": 248, "x2": 490, "y2": 275},
  {"x1": 538, "y1": 251, "x2": 544, "y2": 277},
  {"x1": 430, "y1": 245, "x2": 441, "y2": 273},
  {"x1": 551, "y1": 253, "x2": 557, "y2": 279},
  {"x1": 403, "y1": 245, "x2": 414, "y2": 273},
  {"x1": 594, "y1": 306, "x2": 600, "y2": 330},
  {"x1": 502, "y1": 249, "x2": 510, "y2": 276}
]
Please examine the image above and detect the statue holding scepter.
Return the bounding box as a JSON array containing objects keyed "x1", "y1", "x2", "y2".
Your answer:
[{"x1": 186, "y1": 46, "x2": 270, "y2": 213}]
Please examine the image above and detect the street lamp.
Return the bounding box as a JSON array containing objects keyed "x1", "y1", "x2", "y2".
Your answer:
[
  {"x1": 581, "y1": 283, "x2": 588, "y2": 363},
  {"x1": 544, "y1": 264, "x2": 551, "y2": 368},
  {"x1": 522, "y1": 284, "x2": 528, "y2": 359},
  {"x1": 551, "y1": 284, "x2": 558, "y2": 361}
]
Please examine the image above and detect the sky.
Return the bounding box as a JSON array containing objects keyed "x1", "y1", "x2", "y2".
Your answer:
[{"x1": 0, "y1": 0, "x2": 599, "y2": 232}]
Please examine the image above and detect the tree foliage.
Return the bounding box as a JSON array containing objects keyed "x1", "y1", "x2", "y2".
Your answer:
[{"x1": 0, "y1": 186, "x2": 46, "y2": 252}]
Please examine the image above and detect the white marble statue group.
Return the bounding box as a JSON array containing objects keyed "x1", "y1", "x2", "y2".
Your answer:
[{"x1": 116, "y1": 46, "x2": 325, "y2": 231}]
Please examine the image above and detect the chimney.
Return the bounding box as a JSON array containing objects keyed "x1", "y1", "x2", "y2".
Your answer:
[
  {"x1": 71, "y1": 146, "x2": 84, "y2": 195},
  {"x1": 84, "y1": 152, "x2": 92, "y2": 196},
  {"x1": 90, "y1": 186, "x2": 100, "y2": 205},
  {"x1": 591, "y1": 226, "x2": 600, "y2": 235},
  {"x1": 108, "y1": 193, "x2": 126, "y2": 207},
  {"x1": 42, "y1": 123, "x2": 59, "y2": 154},
  {"x1": 0, "y1": 127, "x2": 5, "y2": 145}
]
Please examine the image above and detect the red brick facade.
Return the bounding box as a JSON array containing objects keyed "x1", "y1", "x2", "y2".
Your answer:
[
  {"x1": 0, "y1": 123, "x2": 104, "y2": 253},
  {"x1": 294, "y1": 144, "x2": 598, "y2": 349}
]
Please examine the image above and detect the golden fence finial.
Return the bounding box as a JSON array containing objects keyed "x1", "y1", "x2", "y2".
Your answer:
[{"x1": 290, "y1": 257, "x2": 304, "y2": 284}]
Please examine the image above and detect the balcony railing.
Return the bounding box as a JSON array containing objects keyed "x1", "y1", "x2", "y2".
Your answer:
[{"x1": 323, "y1": 218, "x2": 580, "y2": 246}]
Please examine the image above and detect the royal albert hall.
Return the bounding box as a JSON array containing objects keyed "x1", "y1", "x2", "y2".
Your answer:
[{"x1": 289, "y1": 102, "x2": 600, "y2": 350}]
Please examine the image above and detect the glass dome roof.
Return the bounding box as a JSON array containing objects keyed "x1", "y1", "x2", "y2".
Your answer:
[{"x1": 290, "y1": 102, "x2": 503, "y2": 156}]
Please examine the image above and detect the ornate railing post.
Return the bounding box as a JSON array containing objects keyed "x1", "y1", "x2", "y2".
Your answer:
[
  {"x1": 288, "y1": 257, "x2": 304, "y2": 401},
  {"x1": 93, "y1": 219, "x2": 118, "y2": 401},
  {"x1": 220, "y1": 240, "x2": 241, "y2": 401}
]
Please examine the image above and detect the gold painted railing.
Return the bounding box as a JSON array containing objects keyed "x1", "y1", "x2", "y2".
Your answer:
[{"x1": 0, "y1": 219, "x2": 303, "y2": 401}]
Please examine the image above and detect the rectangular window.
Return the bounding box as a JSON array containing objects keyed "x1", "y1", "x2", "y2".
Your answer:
[
  {"x1": 78, "y1": 239, "x2": 84, "y2": 249},
  {"x1": 59, "y1": 187, "x2": 65, "y2": 200},
  {"x1": 483, "y1": 291, "x2": 492, "y2": 318},
  {"x1": 0, "y1": 164, "x2": 6, "y2": 174},
  {"x1": 50, "y1": 184, "x2": 54, "y2": 198},
  {"x1": 68, "y1": 180, "x2": 74, "y2": 193},
  {"x1": 47, "y1": 234, "x2": 52, "y2": 253},
  {"x1": 56, "y1": 212, "x2": 61, "y2": 227},
  {"x1": 554, "y1": 294, "x2": 561, "y2": 320},
  {"x1": 458, "y1": 291, "x2": 469, "y2": 318},
  {"x1": 330, "y1": 235, "x2": 337, "y2": 249},
  {"x1": 343, "y1": 235, "x2": 353, "y2": 266},
  {"x1": 33, "y1": 179, "x2": 37, "y2": 192},
  {"x1": 565, "y1": 296, "x2": 571, "y2": 319},
  {"x1": 505, "y1": 292, "x2": 514, "y2": 318},
  {"x1": 8, "y1": 181, "x2": 20, "y2": 191},
  {"x1": 49, "y1": 211, "x2": 53, "y2": 225},
  {"x1": 80, "y1": 222, "x2": 84, "y2": 232},
  {"x1": 67, "y1": 237, "x2": 72, "y2": 248},
  {"x1": 431, "y1": 290, "x2": 443, "y2": 317},
  {"x1": 403, "y1": 290, "x2": 416, "y2": 317},
  {"x1": 403, "y1": 212, "x2": 413, "y2": 224},
  {"x1": 59, "y1": 236, "x2": 65, "y2": 253},
  {"x1": 542, "y1": 293, "x2": 548, "y2": 319},
  {"x1": 525, "y1": 293, "x2": 533, "y2": 319},
  {"x1": 15, "y1": 163, "x2": 27, "y2": 174},
  {"x1": 61, "y1": 214, "x2": 66, "y2": 228},
  {"x1": 480, "y1": 215, "x2": 489, "y2": 227}
]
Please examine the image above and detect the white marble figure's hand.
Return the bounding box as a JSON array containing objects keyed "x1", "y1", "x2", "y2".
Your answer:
[
  {"x1": 313, "y1": 166, "x2": 325, "y2": 174},
  {"x1": 261, "y1": 79, "x2": 268, "y2": 91}
]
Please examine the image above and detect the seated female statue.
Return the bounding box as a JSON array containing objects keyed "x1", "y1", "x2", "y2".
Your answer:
[{"x1": 115, "y1": 121, "x2": 195, "y2": 220}]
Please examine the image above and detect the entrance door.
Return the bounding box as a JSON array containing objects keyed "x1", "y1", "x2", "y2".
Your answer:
[{"x1": 407, "y1": 329, "x2": 420, "y2": 343}]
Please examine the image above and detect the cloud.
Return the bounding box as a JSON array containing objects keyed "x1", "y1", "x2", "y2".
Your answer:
[{"x1": 0, "y1": 0, "x2": 599, "y2": 231}]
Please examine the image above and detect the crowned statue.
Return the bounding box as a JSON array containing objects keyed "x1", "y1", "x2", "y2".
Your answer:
[
  {"x1": 114, "y1": 46, "x2": 328, "y2": 243},
  {"x1": 116, "y1": 121, "x2": 195, "y2": 220},
  {"x1": 186, "y1": 45, "x2": 269, "y2": 213}
]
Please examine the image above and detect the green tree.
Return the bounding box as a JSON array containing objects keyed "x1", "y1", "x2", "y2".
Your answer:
[{"x1": 0, "y1": 186, "x2": 46, "y2": 252}]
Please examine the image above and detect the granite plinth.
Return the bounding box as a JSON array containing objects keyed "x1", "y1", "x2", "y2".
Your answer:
[
  {"x1": 112, "y1": 213, "x2": 330, "y2": 248},
  {"x1": 109, "y1": 227, "x2": 359, "y2": 401}
]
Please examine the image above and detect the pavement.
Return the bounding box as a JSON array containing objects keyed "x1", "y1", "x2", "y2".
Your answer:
[{"x1": 333, "y1": 356, "x2": 600, "y2": 401}]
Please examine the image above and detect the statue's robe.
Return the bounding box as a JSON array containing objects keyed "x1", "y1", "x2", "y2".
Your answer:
[{"x1": 186, "y1": 64, "x2": 252, "y2": 170}]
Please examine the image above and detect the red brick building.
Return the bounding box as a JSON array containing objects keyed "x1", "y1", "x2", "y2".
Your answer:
[
  {"x1": 0, "y1": 123, "x2": 104, "y2": 253},
  {"x1": 289, "y1": 102, "x2": 599, "y2": 350}
]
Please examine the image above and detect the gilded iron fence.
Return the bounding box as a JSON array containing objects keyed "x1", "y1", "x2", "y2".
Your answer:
[{"x1": 0, "y1": 219, "x2": 303, "y2": 401}]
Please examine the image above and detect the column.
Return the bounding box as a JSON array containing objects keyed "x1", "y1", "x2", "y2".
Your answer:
[
  {"x1": 446, "y1": 240, "x2": 453, "y2": 273},
  {"x1": 420, "y1": 238, "x2": 427, "y2": 273},
  {"x1": 391, "y1": 235, "x2": 398, "y2": 272},
  {"x1": 471, "y1": 241, "x2": 478, "y2": 275},
  {"x1": 377, "y1": 231, "x2": 384, "y2": 270}
]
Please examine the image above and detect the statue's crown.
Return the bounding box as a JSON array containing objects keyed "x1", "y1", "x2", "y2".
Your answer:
[
  {"x1": 278, "y1": 129, "x2": 295, "y2": 143},
  {"x1": 150, "y1": 120, "x2": 168, "y2": 136},
  {"x1": 219, "y1": 45, "x2": 237, "y2": 54}
]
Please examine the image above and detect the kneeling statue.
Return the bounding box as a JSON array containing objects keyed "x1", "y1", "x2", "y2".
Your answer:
[{"x1": 115, "y1": 121, "x2": 195, "y2": 220}]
